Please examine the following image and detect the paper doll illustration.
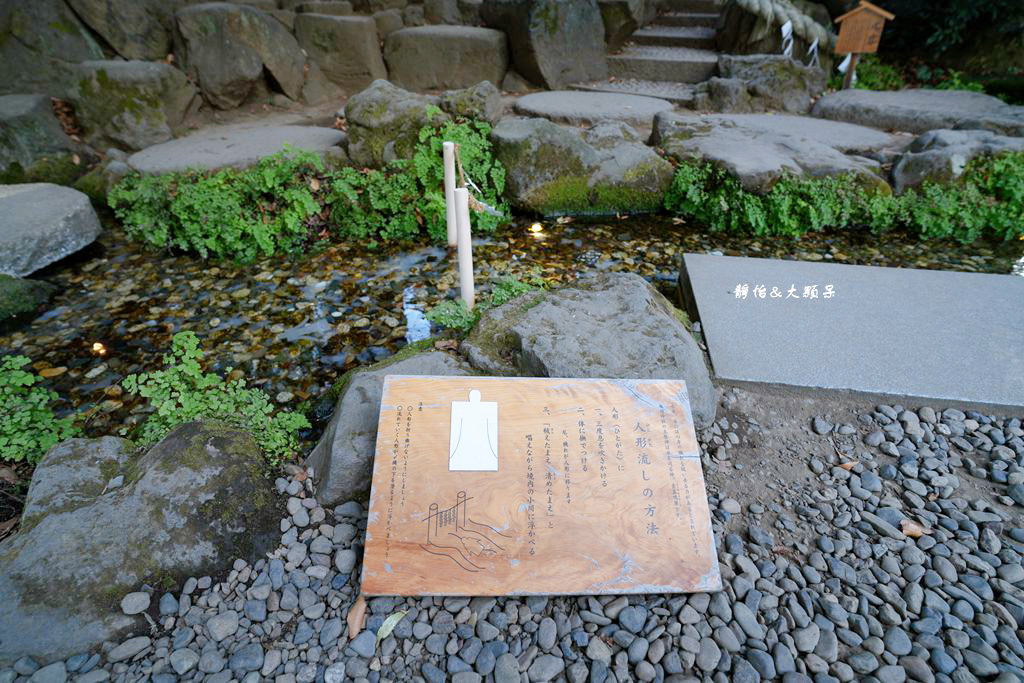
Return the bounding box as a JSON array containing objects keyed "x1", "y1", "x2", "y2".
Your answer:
[
  {"x1": 421, "y1": 491, "x2": 511, "y2": 572},
  {"x1": 449, "y1": 389, "x2": 498, "y2": 471}
]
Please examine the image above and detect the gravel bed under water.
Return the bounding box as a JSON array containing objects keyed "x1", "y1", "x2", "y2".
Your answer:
[{"x1": 1, "y1": 217, "x2": 1019, "y2": 462}]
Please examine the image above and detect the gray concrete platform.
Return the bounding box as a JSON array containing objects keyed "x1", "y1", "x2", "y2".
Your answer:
[{"x1": 680, "y1": 253, "x2": 1024, "y2": 407}]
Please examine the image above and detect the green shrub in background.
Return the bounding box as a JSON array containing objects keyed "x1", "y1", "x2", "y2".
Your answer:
[
  {"x1": 664, "y1": 152, "x2": 1024, "y2": 243},
  {"x1": 0, "y1": 356, "x2": 79, "y2": 464},
  {"x1": 110, "y1": 116, "x2": 508, "y2": 259},
  {"x1": 427, "y1": 275, "x2": 544, "y2": 334},
  {"x1": 121, "y1": 332, "x2": 309, "y2": 466},
  {"x1": 828, "y1": 54, "x2": 905, "y2": 91}
]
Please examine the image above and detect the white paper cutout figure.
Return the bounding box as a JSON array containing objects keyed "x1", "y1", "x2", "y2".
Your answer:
[
  {"x1": 780, "y1": 20, "x2": 794, "y2": 58},
  {"x1": 807, "y1": 38, "x2": 820, "y2": 68},
  {"x1": 449, "y1": 389, "x2": 498, "y2": 471}
]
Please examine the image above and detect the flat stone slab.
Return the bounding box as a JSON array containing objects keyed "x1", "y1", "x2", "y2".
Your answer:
[
  {"x1": 127, "y1": 123, "x2": 345, "y2": 174},
  {"x1": 812, "y1": 88, "x2": 1024, "y2": 136},
  {"x1": 681, "y1": 253, "x2": 1024, "y2": 407},
  {"x1": 651, "y1": 112, "x2": 904, "y2": 193},
  {"x1": 513, "y1": 90, "x2": 674, "y2": 127},
  {"x1": 0, "y1": 183, "x2": 101, "y2": 277}
]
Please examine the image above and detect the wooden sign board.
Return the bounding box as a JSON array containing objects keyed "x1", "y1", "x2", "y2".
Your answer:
[
  {"x1": 361, "y1": 376, "x2": 721, "y2": 596},
  {"x1": 835, "y1": 1, "x2": 894, "y2": 54}
]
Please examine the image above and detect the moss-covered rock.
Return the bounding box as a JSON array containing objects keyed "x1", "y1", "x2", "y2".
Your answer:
[
  {"x1": 0, "y1": 274, "x2": 58, "y2": 325},
  {"x1": 70, "y1": 61, "x2": 198, "y2": 151},
  {"x1": 439, "y1": 80, "x2": 503, "y2": 123},
  {"x1": 175, "y1": 3, "x2": 307, "y2": 110},
  {"x1": 490, "y1": 116, "x2": 674, "y2": 216},
  {"x1": 0, "y1": 94, "x2": 92, "y2": 185},
  {"x1": 691, "y1": 54, "x2": 826, "y2": 114},
  {"x1": 0, "y1": 421, "x2": 281, "y2": 663},
  {"x1": 344, "y1": 79, "x2": 450, "y2": 168},
  {"x1": 0, "y1": 0, "x2": 104, "y2": 96}
]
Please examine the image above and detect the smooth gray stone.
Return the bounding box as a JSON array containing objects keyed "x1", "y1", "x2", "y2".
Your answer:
[
  {"x1": 513, "y1": 91, "x2": 673, "y2": 127},
  {"x1": 0, "y1": 183, "x2": 101, "y2": 277},
  {"x1": 127, "y1": 123, "x2": 345, "y2": 174},
  {"x1": 680, "y1": 253, "x2": 1024, "y2": 407}
]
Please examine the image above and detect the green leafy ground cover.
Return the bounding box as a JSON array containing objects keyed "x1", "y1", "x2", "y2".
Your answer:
[
  {"x1": 664, "y1": 152, "x2": 1024, "y2": 243},
  {"x1": 0, "y1": 356, "x2": 79, "y2": 465},
  {"x1": 109, "y1": 116, "x2": 507, "y2": 259}
]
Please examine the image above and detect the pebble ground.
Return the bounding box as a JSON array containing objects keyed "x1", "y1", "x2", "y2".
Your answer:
[{"x1": 4, "y1": 386, "x2": 1024, "y2": 683}]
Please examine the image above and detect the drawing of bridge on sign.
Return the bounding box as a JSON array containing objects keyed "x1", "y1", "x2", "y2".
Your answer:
[{"x1": 421, "y1": 491, "x2": 512, "y2": 572}]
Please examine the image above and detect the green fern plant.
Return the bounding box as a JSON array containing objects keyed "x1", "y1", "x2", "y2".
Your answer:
[
  {"x1": 121, "y1": 332, "x2": 309, "y2": 466},
  {"x1": 0, "y1": 356, "x2": 79, "y2": 464}
]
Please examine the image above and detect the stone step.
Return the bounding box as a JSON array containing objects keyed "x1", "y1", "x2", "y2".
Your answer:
[
  {"x1": 632, "y1": 25, "x2": 716, "y2": 49},
  {"x1": 663, "y1": 0, "x2": 720, "y2": 13},
  {"x1": 569, "y1": 78, "x2": 698, "y2": 107},
  {"x1": 608, "y1": 46, "x2": 718, "y2": 84},
  {"x1": 656, "y1": 11, "x2": 720, "y2": 28}
]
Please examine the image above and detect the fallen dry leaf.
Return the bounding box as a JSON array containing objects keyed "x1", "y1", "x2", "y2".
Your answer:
[
  {"x1": 39, "y1": 366, "x2": 67, "y2": 378},
  {"x1": 309, "y1": 177, "x2": 320, "y2": 192},
  {"x1": 434, "y1": 340, "x2": 459, "y2": 352},
  {"x1": 901, "y1": 519, "x2": 933, "y2": 538},
  {"x1": 293, "y1": 470, "x2": 307, "y2": 482},
  {"x1": 0, "y1": 466, "x2": 18, "y2": 485},
  {"x1": 838, "y1": 461, "x2": 857, "y2": 471},
  {"x1": 0, "y1": 517, "x2": 18, "y2": 542},
  {"x1": 347, "y1": 593, "x2": 367, "y2": 641}
]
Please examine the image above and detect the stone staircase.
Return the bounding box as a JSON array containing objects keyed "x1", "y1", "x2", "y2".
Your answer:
[{"x1": 572, "y1": 0, "x2": 722, "y2": 105}]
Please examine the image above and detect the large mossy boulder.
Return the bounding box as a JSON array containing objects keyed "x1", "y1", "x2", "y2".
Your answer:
[
  {"x1": 344, "y1": 79, "x2": 449, "y2": 167},
  {"x1": 0, "y1": 0, "x2": 104, "y2": 96},
  {"x1": 0, "y1": 422, "x2": 281, "y2": 663},
  {"x1": 0, "y1": 94, "x2": 91, "y2": 185},
  {"x1": 491, "y1": 116, "x2": 674, "y2": 216},
  {"x1": 650, "y1": 111, "x2": 899, "y2": 194},
  {"x1": 307, "y1": 350, "x2": 474, "y2": 506},
  {"x1": 0, "y1": 183, "x2": 101, "y2": 277},
  {"x1": 0, "y1": 274, "x2": 58, "y2": 325},
  {"x1": 66, "y1": 0, "x2": 180, "y2": 60},
  {"x1": 383, "y1": 26, "x2": 509, "y2": 91},
  {"x1": 438, "y1": 80, "x2": 503, "y2": 123},
  {"x1": 294, "y1": 14, "x2": 388, "y2": 91},
  {"x1": 597, "y1": 0, "x2": 646, "y2": 52},
  {"x1": 175, "y1": 3, "x2": 307, "y2": 109},
  {"x1": 480, "y1": 0, "x2": 608, "y2": 88},
  {"x1": 70, "y1": 61, "x2": 199, "y2": 151},
  {"x1": 462, "y1": 272, "x2": 718, "y2": 428},
  {"x1": 692, "y1": 54, "x2": 826, "y2": 114}
]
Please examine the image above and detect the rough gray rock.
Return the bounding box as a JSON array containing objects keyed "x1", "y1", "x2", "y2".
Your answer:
[
  {"x1": 692, "y1": 54, "x2": 826, "y2": 114},
  {"x1": 383, "y1": 26, "x2": 509, "y2": 91},
  {"x1": 65, "y1": 0, "x2": 177, "y2": 60},
  {"x1": 512, "y1": 90, "x2": 673, "y2": 127},
  {"x1": 0, "y1": 94, "x2": 89, "y2": 185},
  {"x1": 0, "y1": 421, "x2": 280, "y2": 662},
  {"x1": 439, "y1": 81, "x2": 504, "y2": 123},
  {"x1": 70, "y1": 61, "x2": 198, "y2": 151},
  {"x1": 480, "y1": 0, "x2": 608, "y2": 89},
  {"x1": 462, "y1": 272, "x2": 717, "y2": 427},
  {"x1": 343, "y1": 80, "x2": 449, "y2": 168},
  {"x1": 293, "y1": 14, "x2": 387, "y2": 91},
  {"x1": 650, "y1": 111, "x2": 901, "y2": 193},
  {"x1": 373, "y1": 8, "x2": 404, "y2": 36},
  {"x1": 0, "y1": 274, "x2": 58, "y2": 323},
  {"x1": 306, "y1": 351, "x2": 473, "y2": 506},
  {"x1": 597, "y1": 0, "x2": 646, "y2": 52},
  {"x1": 126, "y1": 123, "x2": 344, "y2": 174},
  {"x1": 812, "y1": 88, "x2": 1024, "y2": 136},
  {"x1": 0, "y1": 0, "x2": 104, "y2": 96},
  {"x1": 0, "y1": 183, "x2": 101, "y2": 277},
  {"x1": 175, "y1": 3, "x2": 306, "y2": 109},
  {"x1": 492, "y1": 117, "x2": 674, "y2": 216},
  {"x1": 891, "y1": 128, "x2": 1024, "y2": 193}
]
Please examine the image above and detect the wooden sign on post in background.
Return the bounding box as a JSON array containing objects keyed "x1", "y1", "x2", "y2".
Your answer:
[
  {"x1": 361, "y1": 376, "x2": 721, "y2": 596},
  {"x1": 834, "y1": 1, "x2": 894, "y2": 88}
]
